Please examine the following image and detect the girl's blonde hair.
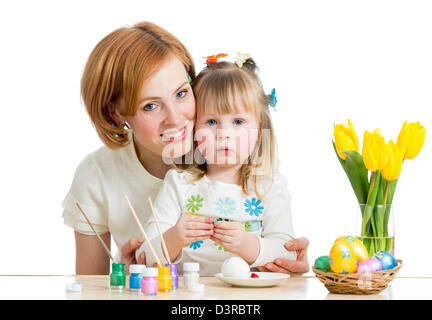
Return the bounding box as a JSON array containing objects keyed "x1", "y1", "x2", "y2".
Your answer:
[
  {"x1": 81, "y1": 22, "x2": 195, "y2": 149},
  {"x1": 179, "y1": 58, "x2": 278, "y2": 199}
]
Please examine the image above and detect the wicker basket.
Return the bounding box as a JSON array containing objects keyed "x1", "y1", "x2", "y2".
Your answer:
[{"x1": 313, "y1": 259, "x2": 402, "y2": 294}]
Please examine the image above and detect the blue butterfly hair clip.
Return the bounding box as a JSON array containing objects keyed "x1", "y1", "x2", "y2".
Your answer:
[{"x1": 268, "y1": 88, "x2": 277, "y2": 110}]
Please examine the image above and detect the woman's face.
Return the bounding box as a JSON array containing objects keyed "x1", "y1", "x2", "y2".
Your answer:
[{"x1": 116, "y1": 56, "x2": 196, "y2": 162}]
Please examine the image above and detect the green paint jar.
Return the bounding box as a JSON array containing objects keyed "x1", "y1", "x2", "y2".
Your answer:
[{"x1": 110, "y1": 263, "x2": 126, "y2": 290}]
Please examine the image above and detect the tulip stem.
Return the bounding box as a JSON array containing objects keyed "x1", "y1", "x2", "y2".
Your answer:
[
  {"x1": 383, "y1": 180, "x2": 390, "y2": 205},
  {"x1": 361, "y1": 171, "x2": 380, "y2": 237}
]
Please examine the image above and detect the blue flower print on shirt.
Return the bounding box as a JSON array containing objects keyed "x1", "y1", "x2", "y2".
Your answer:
[
  {"x1": 215, "y1": 197, "x2": 236, "y2": 216},
  {"x1": 189, "y1": 241, "x2": 203, "y2": 250},
  {"x1": 244, "y1": 198, "x2": 264, "y2": 217}
]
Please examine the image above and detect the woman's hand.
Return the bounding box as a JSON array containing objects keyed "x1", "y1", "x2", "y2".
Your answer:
[
  {"x1": 256, "y1": 237, "x2": 310, "y2": 276},
  {"x1": 211, "y1": 220, "x2": 260, "y2": 264},
  {"x1": 120, "y1": 238, "x2": 146, "y2": 274}
]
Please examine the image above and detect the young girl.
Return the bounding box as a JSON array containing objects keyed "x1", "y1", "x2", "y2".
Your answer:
[{"x1": 137, "y1": 54, "x2": 296, "y2": 275}]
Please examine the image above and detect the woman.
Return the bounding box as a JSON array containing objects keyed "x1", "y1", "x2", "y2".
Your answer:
[{"x1": 62, "y1": 21, "x2": 310, "y2": 276}]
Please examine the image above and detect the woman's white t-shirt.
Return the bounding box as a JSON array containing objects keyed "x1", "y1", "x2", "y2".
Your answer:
[{"x1": 61, "y1": 141, "x2": 163, "y2": 254}]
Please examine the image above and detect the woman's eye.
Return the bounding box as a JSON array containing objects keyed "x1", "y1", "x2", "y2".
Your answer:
[
  {"x1": 176, "y1": 90, "x2": 187, "y2": 99},
  {"x1": 234, "y1": 119, "x2": 244, "y2": 125},
  {"x1": 143, "y1": 103, "x2": 157, "y2": 111},
  {"x1": 207, "y1": 119, "x2": 217, "y2": 126}
]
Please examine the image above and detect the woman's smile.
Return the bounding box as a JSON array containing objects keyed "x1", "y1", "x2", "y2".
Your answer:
[{"x1": 161, "y1": 123, "x2": 188, "y2": 143}]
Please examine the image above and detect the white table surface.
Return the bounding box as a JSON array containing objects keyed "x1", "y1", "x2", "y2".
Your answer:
[{"x1": 0, "y1": 275, "x2": 430, "y2": 300}]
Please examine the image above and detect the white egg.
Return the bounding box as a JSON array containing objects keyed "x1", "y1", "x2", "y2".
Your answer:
[{"x1": 221, "y1": 257, "x2": 250, "y2": 278}]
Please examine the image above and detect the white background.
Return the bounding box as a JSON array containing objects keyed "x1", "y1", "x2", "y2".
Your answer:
[{"x1": 0, "y1": 0, "x2": 430, "y2": 276}]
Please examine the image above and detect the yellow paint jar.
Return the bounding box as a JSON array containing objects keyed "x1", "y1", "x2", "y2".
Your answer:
[{"x1": 157, "y1": 265, "x2": 171, "y2": 292}]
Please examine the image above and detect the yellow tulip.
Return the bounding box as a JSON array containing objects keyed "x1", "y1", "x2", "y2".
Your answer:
[
  {"x1": 397, "y1": 121, "x2": 426, "y2": 159},
  {"x1": 362, "y1": 129, "x2": 391, "y2": 172},
  {"x1": 362, "y1": 128, "x2": 381, "y2": 152},
  {"x1": 334, "y1": 119, "x2": 359, "y2": 160},
  {"x1": 381, "y1": 140, "x2": 404, "y2": 181}
]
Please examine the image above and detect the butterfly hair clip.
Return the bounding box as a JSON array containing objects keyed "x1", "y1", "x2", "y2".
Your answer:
[
  {"x1": 234, "y1": 52, "x2": 251, "y2": 68},
  {"x1": 203, "y1": 53, "x2": 229, "y2": 64},
  {"x1": 268, "y1": 88, "x2": 277, "y2": 110}
]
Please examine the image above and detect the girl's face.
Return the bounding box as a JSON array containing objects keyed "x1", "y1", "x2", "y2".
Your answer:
[
  {"x1": 195, "y1": 103, "x2": 259, "y2": 167},
  {"x1": 115, "y1": 57, "x2": 195, "y2": 161}
]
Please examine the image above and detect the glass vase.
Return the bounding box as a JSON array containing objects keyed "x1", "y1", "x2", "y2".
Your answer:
[{"x1": 355, "y1": 204, "x2": 395, "y2": 257}]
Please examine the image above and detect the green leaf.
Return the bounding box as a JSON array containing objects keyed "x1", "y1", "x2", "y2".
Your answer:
[
  {"x1": 386, "y1": 179, "x2": 398, "y2": 205},
  {"x1": 332, "y1": 140, "x2": 346, "y2": 171},
  {"x1": 341, "y1": 150, "x2": 370, "y2": 204}
]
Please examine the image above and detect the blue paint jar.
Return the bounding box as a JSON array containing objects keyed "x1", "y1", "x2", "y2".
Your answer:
[{"x1": 129, "y1": 264, "x2": 145, "y2": 292}]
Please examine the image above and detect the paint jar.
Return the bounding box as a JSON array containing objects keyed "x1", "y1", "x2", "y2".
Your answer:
[
  {"x1": 157, "y1": 265, "x2": 172, "y2": 292},
  {"x1": 141, "y1": 267, "x2": 158, "y2": 296},
  {"x1": 110, "y1": 263, "x2": 126, "y2": 291},
  {"x1": 165, "y1": 263, "x2": 179, "y2": 291},
  {"x1": 183, "y1": 262, "x2": 200, "y2": 289},
  {"x1": 129, "y1": 264, "x2": 145, "y2": 292}
]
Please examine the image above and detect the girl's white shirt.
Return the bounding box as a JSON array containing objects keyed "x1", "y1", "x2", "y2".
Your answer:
[
  {"x1": 61, "y1": 141, "x2": 163, "y2": 257},
  {"x1": 138, "y1": 169, "x2": 296, "y2": 276}
]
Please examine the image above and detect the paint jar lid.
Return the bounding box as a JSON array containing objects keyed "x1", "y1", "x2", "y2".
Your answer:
[
  {"x1": 142, "y1": 267, "x2": 158, "y2": 277},
  {"x1": 65, "y1": 282, "x2": 82, "y2": 292},
  {"x1": 165, "y1": 263, "x2": 178, "y2": 273},
  {"x1": 188, "y1": 283, "x2": 204, "y2": 292},
  {"x1": 183, "y1": 262, "x2": 200, "y2": 272},
  {"x1": 112, "y1": 263, "x2": 125, "y2": 272},
  {"x1": 130, "y1": 264, "x2": 145, "y2": 274},
  {"x1": 157, "y1": 265, "x2": 170, "y2": 276}
]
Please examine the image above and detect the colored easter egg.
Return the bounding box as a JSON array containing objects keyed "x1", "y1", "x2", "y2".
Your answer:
[
  {"x1": 372, "y1": 251, "x2": 396, "y2": 270},
  {"x1": 314, "y1": 256, "x2": 331, "y2": 272},
  {"x1": 334, "y1": 235, "x2": 369, "y2": 262},
  {"x1": 355, "y1": 258, "x2": 382, "y2": 274},
  {"x1": 329, "y1": 242, "x2": 357, "y2": 274}
]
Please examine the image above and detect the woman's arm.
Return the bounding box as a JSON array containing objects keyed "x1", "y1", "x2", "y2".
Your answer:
[{"x1": 74, "y1": 231, "x2": 111, "y2": 275}]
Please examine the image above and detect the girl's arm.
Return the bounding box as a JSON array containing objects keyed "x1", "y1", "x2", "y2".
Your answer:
[
  {"x1": 75, "y1": 231, "x2": 111, "y2": 275},
  {"x1": 212, "y1": 174, "x2": 296, "y2": 265},
  {"x1": 211, "y1": 221, "x2": 260, "y2": 264},
  {"x1": 163, "y1": 215, "x2": 214, "y2": 262},
  {"x1": 249, "y1": 174, "x2": 297, "y2": 268},
  {"x1": 137, "y1": 170, "x2": 213, "y2": 265}
]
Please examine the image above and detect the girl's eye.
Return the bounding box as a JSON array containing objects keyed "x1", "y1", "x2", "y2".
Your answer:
[
  {"x1": 207, "y1": 119, "x2": 217, "y2": 126},
  {"x1": 234, "y1": 119, "x2": 244, "y2": 125},
  {"x1": 143, "y1": 103, "x2": 157, "y2": 111},
  {"x1": 176, "y1": 90, "x2": 187, "y2": 99}
]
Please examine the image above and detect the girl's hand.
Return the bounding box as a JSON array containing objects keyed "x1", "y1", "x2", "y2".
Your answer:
[
  {"x1": 211, "y1": 220, "x2": 260, "y2": 264},
  {"x1": 164, "y1": 215, "x2": 214, "y2": 261},
  {"x1": 172, "y1": 214, "x2": 215, "y2": 247}
]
